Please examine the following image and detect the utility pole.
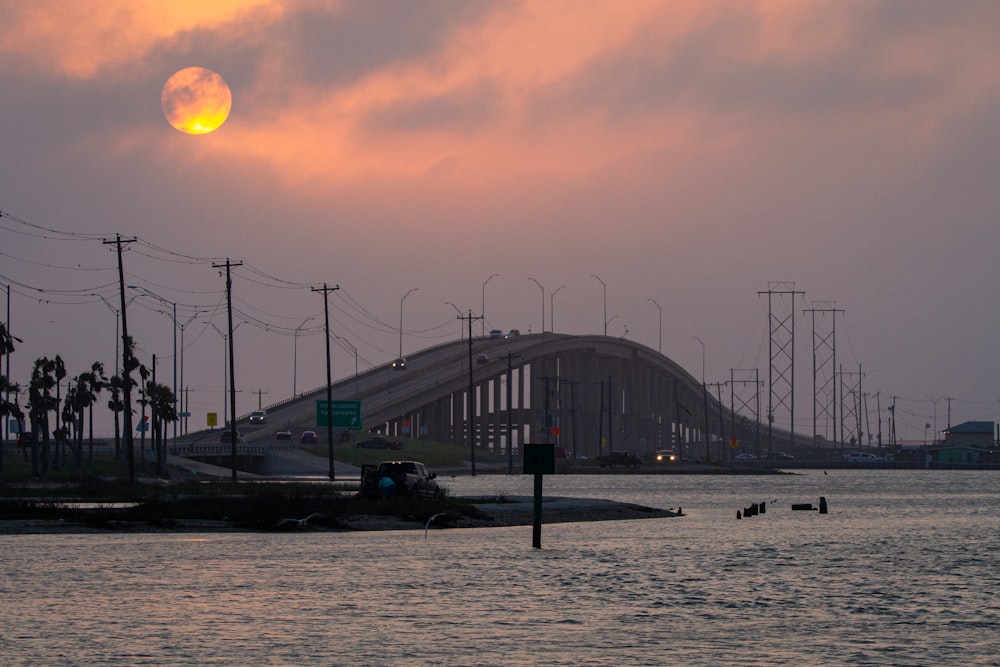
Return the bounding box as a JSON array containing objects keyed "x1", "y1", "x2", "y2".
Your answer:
[
  {"x1": 254, "y1": 389, "x2": 268, "y2": 410},
  {"x1": 596, "y1": 379, "x2": 605, "y2": 456},
  {"x1": 875, "y1": 391, "x2": 882, "y2": 451},
  {"x1": 214, "y1": 258, "x2": 243, "y2": 483},
  {"x1": 608, "y1": 375, "x2": 615, "y2": 456},
  {"x1": 889, "y1": 396, "x2": 898, "y2": 448},
  {"x1": 706, "y1": 381, "x2": 727, "y2": 461},
  {"x1": 457, "y1": 310, "x2": 483, "y2": 475},
  {"x1": 103, "y1": 234, "x2": 137, "y2": 482},
  {"x1": 312, "y1": 283, "x2": 340, "y2": 480}
]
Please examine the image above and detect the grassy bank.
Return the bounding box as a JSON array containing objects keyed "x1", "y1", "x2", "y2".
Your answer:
[{"x1": 0, "y1": 476, "x2": 490, "y2": 532}]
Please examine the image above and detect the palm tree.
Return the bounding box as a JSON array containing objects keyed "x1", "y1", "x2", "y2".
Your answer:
[
  {"x1": 28, "y1": 357, "x2": 61, "y2": 477},
  {"x1": 81, "y1": 362, "x2": 108, "y2": 474},
  {"x1": 107, "y1": 375, "x2": 125, "y2": 461},
  {"x1": 145, "y1": 380, "x2": 177, "y2": 478},
  {"x1": 0, "y1": 377, "x2": 22, "y2": 476},
  {"x1": 62, "y1": 362, "x2": 108, "y2": 476},
  {"x1": 0, "y1": 323, "x2": 22, "y2": 475}
]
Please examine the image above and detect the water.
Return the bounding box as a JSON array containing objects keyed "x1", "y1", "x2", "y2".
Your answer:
[{"x1": 1, "y1": 471, "x2": 997, "y2": 666}]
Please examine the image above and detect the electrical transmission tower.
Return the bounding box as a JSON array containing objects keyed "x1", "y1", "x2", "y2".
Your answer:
[
  {"x1": 730, "y1": 368, "x2": 762, "y2": 459},
  {"x1": 804, "y1": 301, "x2": 843, "y2": 445},
  {"x1": 839, "y1": 364, "x2": 864, "y2": 450},
  {"x1": 758, "y1": 282, "x2": 805, "y2": 455}
]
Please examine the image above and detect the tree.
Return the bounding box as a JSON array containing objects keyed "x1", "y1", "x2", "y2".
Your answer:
[
  {"x1": 144, "y1": 380, "x2": 177, "y2": 478},
  {"x1": 28, "y1": 356, "x2": 63, "y2": 477},
  {"x1": 62, "y1": 362, "x2": 108, "y2": 476},
  {"x1": 0, "y1": 323, "x2": 22, "y2": 475}
]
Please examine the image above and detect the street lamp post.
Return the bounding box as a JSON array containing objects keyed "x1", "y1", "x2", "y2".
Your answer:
[
  {"x1": 399, "y1": 288, "x2": 418, "y2": 363},
  {"x1": 550, "y1": 285, "x2": 565, "y2": 333},
  {"x1": 129, "y1": 286, "x2": 178, "y2": 450},
  {"x1": 177, "y1": 311, "x2": 203, "y2": 435},
  {"x1": 481, "y1": 273, "x2": 498, "y2": 337},
  {"x1": 925, "y1": 395, "x2": 941, "y2": 445},
  {"x1": 445, "y1": 302, "x2": 463, "y2": 340},
  {"x1": 528, "y1": 278, "x2": 545, "y2": 334},
  {"x1": 294, "y1": 316, "x2": 316, "y2": 397},
  {"x1": 334, "y1": 335, "x2": 359, "y2": 465},
  {"x1": 693, "y1": 336, "x2": 709, "y2": 460},
  {"x1": 207, "y1": 323, "x2": 228, "y2": 428},
  {"x1": 648, "y1": 298, "x2": 662, "y2": 353},
  {"x1": 590, "y1": 274, "x2": 607, "y2": 336}
]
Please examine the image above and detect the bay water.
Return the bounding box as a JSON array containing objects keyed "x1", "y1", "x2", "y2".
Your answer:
[{"x1": 1, "y1": 470, "x2": 997, "y2": 666}]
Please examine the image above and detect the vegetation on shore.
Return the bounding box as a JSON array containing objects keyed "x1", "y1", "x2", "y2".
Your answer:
[{"x1": 0, "y1": 474, "x2": 493, "y2": 532}]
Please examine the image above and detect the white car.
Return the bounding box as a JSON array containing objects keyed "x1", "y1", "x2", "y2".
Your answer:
[
  {"x1": 734, "y1": 453, "x2": 756, "y2": 460},
  {"x1": 847, "y1": 452, "x2": 882, "y2": 462}
]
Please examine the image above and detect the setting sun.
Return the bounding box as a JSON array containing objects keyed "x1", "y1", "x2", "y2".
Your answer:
[{"x1": 161, "y1": 66, "x2": 232, "y2": 134}]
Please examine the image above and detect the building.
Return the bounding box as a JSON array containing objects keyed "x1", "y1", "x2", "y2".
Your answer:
[{"x1": 942, "y1": 421, "x2": 994, "y2": 448}]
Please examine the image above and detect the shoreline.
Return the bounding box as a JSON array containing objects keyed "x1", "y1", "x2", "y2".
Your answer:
[{"x1": 0, "y1": 496, "x2": 679, "y2": 534}]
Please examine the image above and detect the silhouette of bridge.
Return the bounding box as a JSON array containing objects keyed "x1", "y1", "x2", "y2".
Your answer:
[{"x1": 208, "y1": 333, "x2": 800, "y2": 463}]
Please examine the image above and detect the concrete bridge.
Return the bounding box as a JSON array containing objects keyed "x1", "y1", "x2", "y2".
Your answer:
[{"x1": 204, "y1": 333, "x2": 801, "y2": 463}]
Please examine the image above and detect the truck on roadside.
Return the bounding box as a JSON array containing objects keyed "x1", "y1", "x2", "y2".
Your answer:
[
  {"x1": 596, "y1": 450, "x2": 643, "y2": 469},
  {"x1": 359, "y1": 460, "x2": 442, "y2": 500}
]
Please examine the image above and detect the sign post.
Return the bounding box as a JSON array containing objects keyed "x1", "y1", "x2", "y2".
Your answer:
[{"x1": 523, "y1": 443, "x2": 555, "y2": 549}]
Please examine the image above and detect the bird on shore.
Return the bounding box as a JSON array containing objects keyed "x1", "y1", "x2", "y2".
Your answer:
[{"x1": 275, "y1": 512, "x2": 326, "y2": 530}]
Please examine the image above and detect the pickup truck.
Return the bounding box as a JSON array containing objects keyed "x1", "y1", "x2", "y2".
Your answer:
[
  {"x1": 596, "y1": 450, "x2": 642, "y2": 468},
  {"x1": 360, "y1": 460, "x2": 442, "y2": 500}
]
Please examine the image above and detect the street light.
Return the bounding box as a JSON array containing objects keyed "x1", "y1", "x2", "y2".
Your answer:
[
  {"x1": 445, "y1": 302, "x2": 464, "y2": 340},
  {"x1": 647, "y1": 298, "x2": 662, "y2": 353},
  {"x1": 397, "y1": 288, "x2": 418, "y2": 368},
  {"x1": 692, "y1": 336, "x2": 706, "y2": 383},
  {"x1": 294, "y1": 316, "x2": 316, "y2": 397},
  {"x1": 528, "y1": 278, "x2": 545, "y2": 334},
  {"x1": 482, "y1": 273, "x2": 499, "y2": 337},
  {"x1": 925, "y1": 395, "x2": 942, "y2": 445},
  {"x1": 128, "y1": 286, "x2": 178, "y2": 449},
  {"x1": 206, "y1": 322, "x2": 229, "y2": 428},
  {"x1": 693, "y1": 335, "x2": 709, "y2": 460},
  {"x1": 177, "y1": 311, "x2": 204, "y2": 435},
  {"x1": 590, "y1": 274, "x2": 607, "y2": 336},
  {"x1": 550, "y1": 285, "x2": 565, "y2": 333},
  {"x1": 205, "y1": 320, "x2": 247, "y2": 428}
]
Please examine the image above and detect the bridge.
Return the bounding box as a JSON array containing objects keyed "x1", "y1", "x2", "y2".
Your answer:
[{"x1": 183, "y1": 333, "x2": 801, "y2": 464}]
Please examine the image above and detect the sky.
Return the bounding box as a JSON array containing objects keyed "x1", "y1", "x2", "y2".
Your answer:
[{"x1": 2, "y1": 0, "x2": 1000, "y2": 443}]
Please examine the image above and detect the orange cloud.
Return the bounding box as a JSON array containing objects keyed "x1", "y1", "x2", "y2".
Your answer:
[{"x1": 0, "y1": 0, "x2": 279, "y2": 78}]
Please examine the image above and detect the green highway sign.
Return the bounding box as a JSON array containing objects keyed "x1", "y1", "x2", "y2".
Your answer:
[{"x1": 316, "y1": 400, "x2": 362, "y2": 429}]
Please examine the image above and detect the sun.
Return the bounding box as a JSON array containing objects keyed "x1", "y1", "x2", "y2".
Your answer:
[{"x1": 161, "y1": 67, "x2": 232, "y2": 135}]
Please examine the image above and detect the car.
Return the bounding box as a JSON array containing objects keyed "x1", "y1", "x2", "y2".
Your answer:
[
  {"x1": 249, "y1": 410, "x2": 267, "y2": 424},
  {"x1": 476, "y1": 352, "x2": 489, "y2": 365},
  {"x1": 219, "y1": 430, "x2": 243, "y2": 444},
  {"x1": 847, "y1": 452, "x2": 881, "y2": 462},
  {"x1": 275, "y1": 430, "x2": 292, "y2": 440},
  {"x1": 300, "y1": 430, "x2": 318, "y2": 444},
  {"x1": 505, "y1": 329, "x2": 521, "y2": 338},
  {"x1": 766, "y1": 452, "x2": 794, "y2": 461},
  {"x1": 489, "y1": 329, "x2": 503, "y2": 338},
  {"x1": 16, "y1": 432, "x2": 34, "y2": 447},
  {"x1": 392, "y1": 357, "x2": 407, "y2": 370},
  {"x1": 357, "y1": 435, "x2": 403, "y2": 450},
  {"x1": 653, "y1": 450, "x2": 677, "y2": 463},
  {"x1": 734, "y1": 453, "x2": 756, "y2": 460}
]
